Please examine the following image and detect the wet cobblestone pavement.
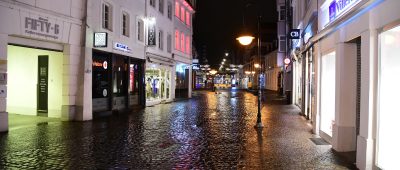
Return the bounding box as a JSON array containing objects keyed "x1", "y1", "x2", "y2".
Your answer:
[{"x1": 0, "y1": 90, "x2": 356, "y2": 169}]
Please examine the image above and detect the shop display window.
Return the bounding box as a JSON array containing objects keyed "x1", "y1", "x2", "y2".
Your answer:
[
  {"x1": 93, "y1": 54, "x2": 111, "y2": 98},
  {"x1": 320, "y1": 51, "x2": 335, "y2": 137},
  {"x1": 377, "y1": 25, "x2": 400, "y2": 170},
  {"x1": 129, "y1": 63, "x2": 140, "y2": 95},
  {"x1": 112, "y1": 56, "x2": 127, "y2": 96},
  {"x1": 146, "y1": 67, "x2": 170, "y2": 101}
]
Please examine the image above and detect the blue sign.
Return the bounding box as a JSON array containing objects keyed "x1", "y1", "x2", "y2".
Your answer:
[
  {"x1": 114, "y1": 42, "x2": 131, "y2": 53},
  {"x1": 328, "y1": 0, "x2": 360, "y2": 22}
]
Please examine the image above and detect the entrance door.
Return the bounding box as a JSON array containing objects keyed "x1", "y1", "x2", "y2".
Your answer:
[{"x1": 37, "y1": 55, "x2": 49, "y2": 116}]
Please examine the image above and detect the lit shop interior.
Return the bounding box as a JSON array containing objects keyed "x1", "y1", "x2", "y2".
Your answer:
[
  {"x1": 7, "y1": 45, "x2": 63, "y2": 117},
  {"x1": 145, "y1": 66, "x2": 171, "y2": 102}
]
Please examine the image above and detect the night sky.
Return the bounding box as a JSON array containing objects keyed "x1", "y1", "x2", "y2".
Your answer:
[{"x1": 193, "y1": 0, "x2": 277, "y2": 67}]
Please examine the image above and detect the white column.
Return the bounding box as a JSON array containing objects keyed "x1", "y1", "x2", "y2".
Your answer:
[
  {"x1": 171, "y1": 65, "x2": 176, "y2": 100},
  {"x1": 332, "y1": 42, "x2": 357, "y2": 152},
  {"x1": 0, "y1": 33, "x2": 8, "y2": 132},
  {"x1": 356, "y1": 30, "x2": 378, "y2": 170}
]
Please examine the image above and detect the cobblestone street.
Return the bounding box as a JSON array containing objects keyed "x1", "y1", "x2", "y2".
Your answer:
[{"x1": 0, "y1": 90, "x2": 356, "y2": 169}]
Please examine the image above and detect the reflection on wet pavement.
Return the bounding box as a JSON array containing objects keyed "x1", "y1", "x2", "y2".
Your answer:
[{"x1": 0, "y1": 90, "x2": 356, "y2": 169}]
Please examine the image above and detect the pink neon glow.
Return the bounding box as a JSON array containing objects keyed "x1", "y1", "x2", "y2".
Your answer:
[
  {"x1": 175, "y1": 2, "x2": 180, "y2": 17},
  {"x1": 186, "y1": 11, "x2": 190, "y2": 26},
  {"x1": 186, "y1": 36, "x2": 190, "y2": 54},
  {"x1": 175, "y1": 30, "x2": 180, "y2": 50},
  {"x1": 181, "y1": 6, "x2": 185, "y2": 21},
  {"x1": 181, "y1": 32, "x2": 185, "y2": 51}
]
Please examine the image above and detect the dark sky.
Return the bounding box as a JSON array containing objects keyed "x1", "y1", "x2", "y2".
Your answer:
[{"x1": 193, "y1": 0, "x2": 277, "y2": 67}]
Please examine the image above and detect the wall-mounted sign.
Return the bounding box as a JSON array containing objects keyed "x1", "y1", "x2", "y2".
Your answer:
[
  {"x1": 147, "y1": 23, "x2": 156, "y2": 46},
  {"x1": 94, "y1": 32, "x2": 108, "y2": 47},
  {"x1": 192, "y1": 59, "x2": 199, "y2": 63},
  {"x1": 114, "y1": 42, "x2": 131, "y2": 53},
  {"x1": 192, "y1": 64, "x2": 200, "y2": 70},
  {"x1": 329, "y1": 0, "x2": 360, "y2": 22},
  {"x1": 24, "y1": 16, "x2": 61, "y2": 40},
  {"x1": 288, "y1": 29, "x2": 301, "y2": 39},
  {"x1": 93, "y1": 60, "x2": 108, "y2": 70}
]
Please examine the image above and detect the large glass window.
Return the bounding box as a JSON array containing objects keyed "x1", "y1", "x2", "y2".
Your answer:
[
  {"x1": 320, "y1": 52, "x2": 335, "y2": 137},
  {"x1": 102, "y1": 3, "x2": 112, "y2": 30},
  {"x1": 112, "y1": 56, "x2": 127, "y2": 96},
  {"x1": 377, "y1": 25, "x2": 400, "y2": 170},
  {"x1": 146, "y1": 67, "x2": 170, "y2": 101}
]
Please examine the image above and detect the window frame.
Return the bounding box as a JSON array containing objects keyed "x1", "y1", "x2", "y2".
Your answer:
[
  {"x1": 137, "y1": 18, "x2": 144, "y2": 42},
  {"x1": 158, "y1": 29, "x2": 164, "y2": 50},
  {"x1": 159, "y1": 0, "x2": 164, "y2": 14},
  {"x1": 167, "y1": 1, "x2": 173, "y2": 20},
  {"x1": 122, "y1": 11, "x2": 130, "y2": 37},
  {"x1": 102, "y1": 2, "x2": 113, "y2": 31}
]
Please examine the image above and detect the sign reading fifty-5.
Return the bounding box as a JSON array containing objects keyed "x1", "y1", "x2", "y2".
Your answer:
[
  {"x1": 25, "y1": 16, "x2": 61, "y2": 40},
  {"x1": 329, "y1": 0, "x2": 360, "y2": 22},
  {"x1": 147, "y1": 24, "x2": 156, "y2": 46}
]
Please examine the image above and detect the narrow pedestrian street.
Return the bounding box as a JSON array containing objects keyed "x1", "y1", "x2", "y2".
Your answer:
[{"x1": 0, "y1": 90, "x2": 356, "y2": 169}]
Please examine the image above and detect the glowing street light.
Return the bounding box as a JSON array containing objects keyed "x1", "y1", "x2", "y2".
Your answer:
[
  {"x1": 254, "y1": 63, "x2": 260, "y2": 68},
  {"x1": 236, "y1": 36, "x2": 255, "y2": 46}
]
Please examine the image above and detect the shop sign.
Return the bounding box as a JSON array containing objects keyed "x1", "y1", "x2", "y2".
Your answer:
[
  {"x1": 147, "y1": 23, "x2": 156, "y2": 46},
  {"x1": 93, "y1": 60, "x2": 108, "y2": 70},
  {"x1": 329, "y1": 0, "x2": 360, "y2": 22},
  {"x1": 114, "y1": 42, "x2": 131, "y2": 53},
  {"x1": 24, "y1": 16, "x2": 60, "y2": 40},
  {"x1": 192, "y1": 59, "x2": 199, "y2": 63},
  {"x1": 94, "y1": 32, "x2": 107, "y2": 47},
  {"x1": 192, "y1": 64, "x2": 200, "y2": 70},
  {"x1": 288, "y1": 29, "x2": 301, "y2": 39}
]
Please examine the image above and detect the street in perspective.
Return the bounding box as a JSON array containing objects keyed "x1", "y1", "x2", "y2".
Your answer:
[{"x1": 0, "y1": 0, "x2": 399, "y2": 169}]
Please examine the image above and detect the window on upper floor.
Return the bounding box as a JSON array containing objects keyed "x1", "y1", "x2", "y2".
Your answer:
[
  {"x1": 175, "y1": 30, "x2": 180, "y2": 50},
  {"x1": 186, "y1": 36, "x2": 191, "y2": 54},
  {"x1": 180, "y1": 6, "x2": 185, "y2": 21},
  {"x1": 122, "y1": 12, "x2": 129, "y2": 37},
  {"x1": 180, "y1": 32, "x2": 185, "y2": 51},
  {"x1": 159, "y1": 0, "x2": 164, "y2": 14},
  {"x1": 158, "y1": 30, "x2": 164, "y2": 50},
  {"x1": 186, "y1": 11, "x2": 190, "y2": 26},
  {"x1": 137, "y1": 19, "x2": 144, "y2": 42},
  {"x1": 150, "y1": 0, "x2": 156, "y2": 8},
  {"x1": 167, "y1": 33, "x2": 172, "y2": 53},
  {"x1": 102, "y1": 3, "x2": 113, "y2": 30},
  {"x1": 175, "y1": 2, "x2": 180, "y2": 17},
  {"x1": 279, "y1": 6, "x2": 286, "y2": 21},
  {"x1": 167, "y1": 2, "x2": 172, "y2": 20}
]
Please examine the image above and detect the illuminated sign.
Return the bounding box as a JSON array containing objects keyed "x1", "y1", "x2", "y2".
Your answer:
[
  {"x1": 288, "y1": 29, "x2": 301, "y2": 39},
  {"x1": 93, "y1": 60, "x2": 108, "y2": 70},
  {"x1": 94, "y1": 32, "x2": 107, "y2": 47},
  {"x1": 192, "y1": 59, "x2": 199, "y2": 63},
  {"x1": 114, "y1": 42, "x2": 131, "y2": 53},
  {"x1": 329, "y1": 0, "x2": 360, "y2": 22},
  {"x1": 147, "y1": 23, "x2": 156, "y2": 46}
]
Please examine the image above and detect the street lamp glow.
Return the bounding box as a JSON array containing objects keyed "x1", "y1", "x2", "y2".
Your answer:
[
  {"x1": 236, "y1": 36, "x2": 255, "y2": 46},
  {"x1": 225, "y1": 53, "x2": 229, "y2": 56},
  {"x1": 223, "y1": 59, "x2": 226, "y2": 61},
  {"x1": 254, "y1": 63, "x2": 260, "y2": 68},
  {"x1": 251, "y1": 71, "x2": 256, "y2": 74},
  {"x1": 245, "y1": 71, "x2": 251, "y2": 75},
  {"x1": 210, "y1": 70, "x2": 218, "y2": 75}
]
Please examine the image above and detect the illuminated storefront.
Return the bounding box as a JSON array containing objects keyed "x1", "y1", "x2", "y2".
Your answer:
[
  {"x1": 7, "y1": 45, "x2": 63, "y2": 118},
  {"x1": 376, "y1": 25, "x2": 400, "y2": 170},
  {"x1": 145, "y1": 63, "x2": 172, "y2": 105},
  {"x1": 92, "y1": 50, "x2": 145, "y2": 114},
  {"x1": 175, "y1": 63, "x2": 189, "y2": 98}
]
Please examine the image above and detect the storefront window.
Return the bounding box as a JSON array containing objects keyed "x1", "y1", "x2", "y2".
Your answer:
[
  {"x1": 112, "y1": 56, "x2": 127, "y2": 96},
  {"x1": 320, "y1": 52, "x2": 336, "y2": 137},
  {"x1": 129, "y1": 64, "x2": 140, "y2": 95},
  {"x1": 93, "y1": 54, "x2": 110, "y2": 98},
  {"x1": 377, "y1": 25, "x2": 400, "y2": 170},
  {"x1": 146, "y1": 67, "x2": 170, "y2": 101}
]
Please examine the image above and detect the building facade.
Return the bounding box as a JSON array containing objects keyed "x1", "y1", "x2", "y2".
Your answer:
[
  {"x1": 0, "y1": 0, "x2": 87, "y2": 132},
  {"x1": 173, "y1": 0, "x2": 194, "y2": 98},
  {"x1": 87, "y1": 0, "x2": 147, "y2": 116},
  {"x1": 290, "y1": 0, "x2": 400, "y2": 169}
]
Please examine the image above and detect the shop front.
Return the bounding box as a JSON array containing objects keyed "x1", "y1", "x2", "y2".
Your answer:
[
  {"x1": 175, "y1": 63, "x2": 189, "y2": 98},
  {"x1": 376, "y1": 24, "x2": 400, "y2": 170},
  {"x1": 92, "y1": 50, "x2": 145, "y2": 115},
  {"x1": 7, "y1": 45, "x2": 63, "y2": 118},
  {"x1": 145, "y1": 62, "x2": 173, "y2": 106}
]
